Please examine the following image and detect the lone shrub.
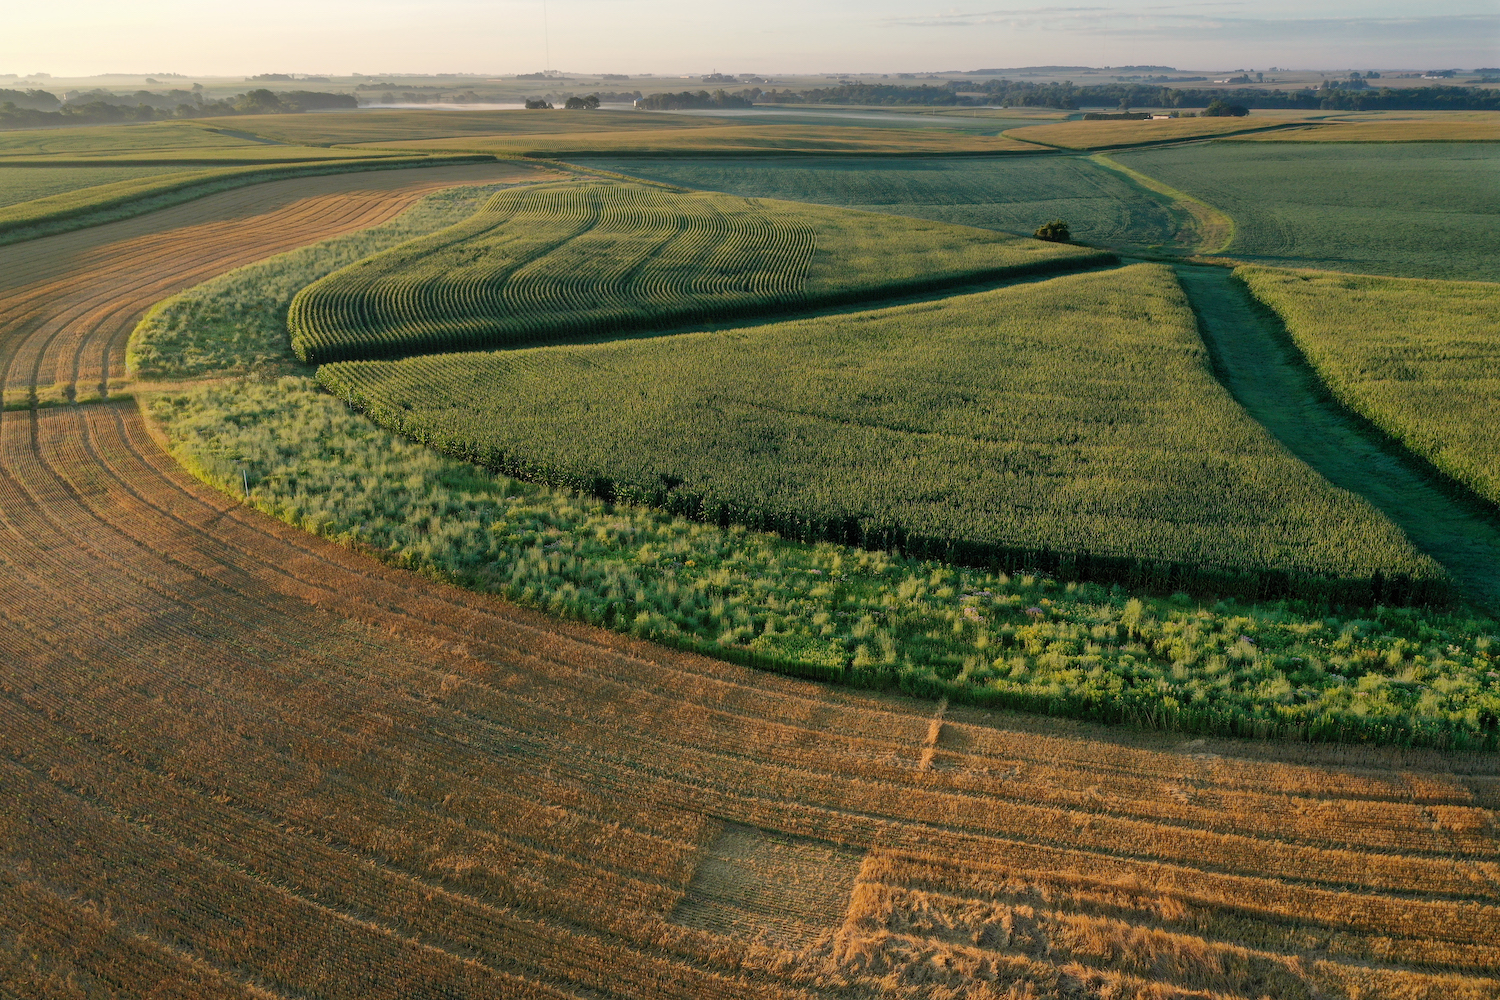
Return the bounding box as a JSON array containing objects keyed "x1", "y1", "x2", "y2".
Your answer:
[{"x1": 1034, "y1": 219, "x2": 1070, "y2": 242}]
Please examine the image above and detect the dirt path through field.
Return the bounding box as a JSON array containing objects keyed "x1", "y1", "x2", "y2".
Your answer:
[
  {"x1": 0, "y1": 175, "x2": 1496, "y2": 999},
  {"x1": 1175, "y1": 263, "x2": 1500, "y2": 610}
]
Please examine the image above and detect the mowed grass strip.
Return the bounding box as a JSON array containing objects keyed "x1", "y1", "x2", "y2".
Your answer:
[
  {"x1": 1239, "y1": 266, "x2": 1500, "y2": 508},
  {"x1": 317, "y1": 263, "x2": 1440, "y2": 602},
  {"x1": 1003, "y1": 116, "x2": 1299, "y2": 150},
  {"x1": 288, "y1": 180, "x2": 1107, "y2": 363}
]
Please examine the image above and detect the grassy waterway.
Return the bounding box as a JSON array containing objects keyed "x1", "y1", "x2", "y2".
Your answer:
[{"x1": 1173, "y1": 263, "x2": 1500, "y2": 612}]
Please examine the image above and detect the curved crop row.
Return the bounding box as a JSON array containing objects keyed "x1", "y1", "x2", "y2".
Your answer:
[{"x1": 288, "y1": 182, "x2": 818, "y2": 363}]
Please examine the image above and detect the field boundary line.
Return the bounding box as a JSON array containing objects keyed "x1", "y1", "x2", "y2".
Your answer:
[{"x1": 1091, "y1": 153, "x2": 1235, "y2": 255}]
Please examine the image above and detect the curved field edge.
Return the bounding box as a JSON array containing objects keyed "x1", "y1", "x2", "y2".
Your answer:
[
  {"x1": 119, "y1": 189, "x2": 1500, "y2": 748},
  {"x1": 1237, "y1": 266, "x2": 1500, "y2": 514},
  {"x1": 143, "y1": 376, "x2": 1500, "y2": 749},
  {"x1": 0, "y1": 153, "x2": 495, "y2": 246},
  {"x1": 1089, "y1": 153, "x2": 1234, "y2": 254},
  {"x1": 285, "y1": 180, "x2": 1113, "y2": 364},
  {"x1": 315, "y1": 263, "x2": 1445, "y2": 606},
  {"x1": 126, "y1": 181, "x2": 541, "y2": 380}
]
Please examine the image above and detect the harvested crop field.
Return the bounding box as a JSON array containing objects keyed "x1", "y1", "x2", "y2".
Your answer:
[
  {"x1": 1, "y1": 161, "x2": 1499, "y2": 999},
  {"x1": 0, "y1": 160, "x2": 552, "y2": 406}
]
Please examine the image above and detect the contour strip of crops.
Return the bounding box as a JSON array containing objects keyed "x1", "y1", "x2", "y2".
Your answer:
[{"x1": 287, "y1": 183, "x2": 819, "y2": 363}]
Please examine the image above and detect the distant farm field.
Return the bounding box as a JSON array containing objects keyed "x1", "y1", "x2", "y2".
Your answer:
[
  {"x1": 1241, "y1": 266, "x2": 1500, "y2": 507},
  {"x1": 288, "y1": 180, "x2": 1106, "y2": 363},
  {"x1": 319, "y1": 263, "x2": 1439, "y2": 600},
  {"x1": 0, "y1": 164, "x2": 190, "y2": 208},
  {"x1": 1004, "y1": 115, "x2": 1297, "y2": 149},
  {"x1": 1234, "y1": 113, "x2": 1500, "y2": 143},
  {"x1": 570, "y1": 155, "x2": 1189, "y2": 248},
  {"x1": 1115, "y1": 142, "x2": 1500, "y2": 280}
]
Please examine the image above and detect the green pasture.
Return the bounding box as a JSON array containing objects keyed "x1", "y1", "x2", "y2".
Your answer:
[
  {"x1": 569, "y1": 155, "x2": 1187, "y2": 250},
  {"x1": 0, "y1": 165, "x2": 191, "y2": 208},
  {"x1": 287, "y1": 180, "x2": 1106, "y2": 363},
  {"x1": 1116, "y1": 142, "x2": 1499, "y2": 280},
  {"x1": 223, "y1": 109, "x2": 726, "y2": 147},
  {"x1": 1241, "y1": 267, "x2": 1500, "y2": 507},
  {"x1": 318, "y1": 263, "x2": 1439, "y2": 603},
  {"x1": 0, "y1": 120, "x2": 284, "y2": 158}
]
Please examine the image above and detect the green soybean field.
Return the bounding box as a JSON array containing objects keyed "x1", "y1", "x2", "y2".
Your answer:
[
  {"x1": 319, "y1": 263, "x2": 1442, "y2": 604},
  {"x1": 569, "y1": 155, "x2": 1191, "y2": 250},
  {"x1": 287, "y1": 179, "x2": 1108, "y2": 363},
  {"x1": 1116, "y1": 142, "x2": 1500, "y2": 280}
]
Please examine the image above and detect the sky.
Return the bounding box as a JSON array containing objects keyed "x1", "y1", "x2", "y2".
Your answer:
[{"x1": 2, "y1": 0, "x2": 1496, "y2": 78}]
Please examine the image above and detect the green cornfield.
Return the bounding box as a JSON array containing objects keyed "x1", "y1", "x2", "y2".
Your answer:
[
  {"x1": 318, "y1": 263, "x2": 1444, "y2": 604},
  {"x1": 287, "y1": 180, "x2": 1109, "y2": 363},
  {"x1": 1240, "y1": 266, "x2": 1500, "y2": 507}
]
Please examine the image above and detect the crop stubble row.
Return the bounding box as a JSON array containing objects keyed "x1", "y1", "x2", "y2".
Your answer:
[{"x1": 0, "y1": 171, "x2": 1497, "y2": 999}]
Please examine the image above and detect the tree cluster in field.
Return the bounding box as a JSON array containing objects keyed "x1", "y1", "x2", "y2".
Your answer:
[
  {"x1": 1201, "y1": 98, "x2": 1249, "y2": 117},
  {"x1": 635, "y1": 89, "x2": 755, "y2": 110},
  {"x1": 0, "y1": 87, "x2": 356, "y2": 129}
]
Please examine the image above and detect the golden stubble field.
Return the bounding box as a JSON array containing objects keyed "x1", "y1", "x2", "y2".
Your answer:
[{"x1": 0, "y1": 165, "x2": 1497, "y2": 1000}]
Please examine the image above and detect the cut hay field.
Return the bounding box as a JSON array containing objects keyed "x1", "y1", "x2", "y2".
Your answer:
[
  {"x1": 1003, "y1": 115, "x2": 1301, "y2": 149},
  {"x1": 0, "y1": 153, "x2": 493, "y2": 246},
  {"x1": 287, "y1": 180, "x2": 1107, "y2": 363},
  {"x1": 1240, "y1": 267, "x2": 1500, "y2": 507},
  {"x1": 569, "y1": 155, "x2": 1190, "y2": 249},
  {"x1": 1115, "y1": 142, "x2": 1500, "y2": 280},
  {"x1": 2, "y1": 121, "x2": 1500, "y2": 1000}
]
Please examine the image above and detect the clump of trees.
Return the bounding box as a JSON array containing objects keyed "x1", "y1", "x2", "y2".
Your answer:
[
  {"x1": 0, "y1": 87, "x2": 356, "y2": 129},
  {"x1": 524, "y1": 99, "x2": 553, "y2": 109},
  {"x1": 1034, "y1": 220, "x2": 1071, "y2": 243},
  {"x1": 636, "y1": 89, "x2": 754, "y2": 110},
  {"x1": 1202, "y1": 98, "x2": 1249, "y2": 117},
  {"x1": 564, "y1": 94, "x2": 601, "y2": 110}
]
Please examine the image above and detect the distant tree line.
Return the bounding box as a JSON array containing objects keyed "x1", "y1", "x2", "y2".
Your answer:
[
  {"x1": 972, "y1": 80, "x2": 1500, "y2": 112},
  {"x1": 0, "y1": 88, "x2": 357, "y2": 129},
  {"x1": 636, "y1": 89, "x2": 755, "y2": 111},
  {"x1": 698, "y1": 79, "x2": 1500, "y2": 112}
]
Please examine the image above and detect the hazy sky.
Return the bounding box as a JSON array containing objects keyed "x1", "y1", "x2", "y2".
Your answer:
[{"x1": 4, "y1": 0, "x2": 1496, "y2": 78}]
